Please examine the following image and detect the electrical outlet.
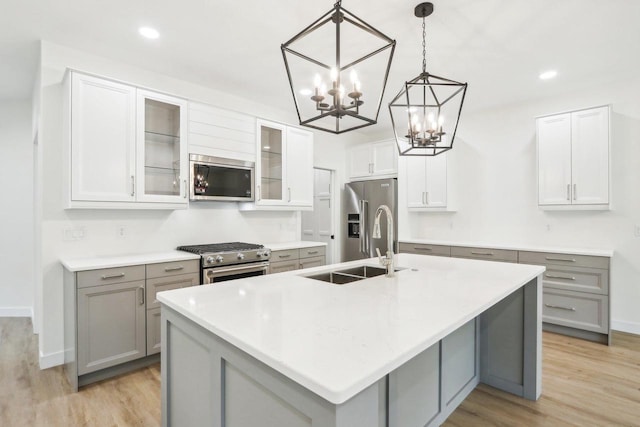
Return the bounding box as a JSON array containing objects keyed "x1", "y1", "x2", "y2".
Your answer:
[
  {"x1": 64, "y1": 227, "x2": 86, "y2": 241},
  {"x1": 635, "y1": 225, "x2": 640, "y2": 238},
  {"x1": 116, "y1": 225, "x2": 127, "y2": 239}
]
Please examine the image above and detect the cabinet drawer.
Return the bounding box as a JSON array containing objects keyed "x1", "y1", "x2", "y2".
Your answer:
[
  {"x1": 399, "y1": 243, "x2": 451, "y2": 257},
  {"x1": 299, "y1": 256, "x2": 325, "y2": 270},
  {"x1": 271, "y1": 249, "x2": 299, "y2": 262},
  {"x1": 542, "y1": 266, "x2": 608, "y2": 295},
  {"x1": 299, "y1": 246, "x2": 326, "y2": 259},
  {"x1": 519, "y1": 251, "x2": 609, "y2": 270},
  {"x1": 146, "y1": 272, "x2": 199, "y2": 309},
  {"x1": 146, "y1": 260, "x2": 199, "y2": 279},
  {"x1": 77, "y1": 265, "x2": 145, "y2": 288},
  {"x1": 450, "y1": 246, "x2": 518, "y2": 263},
  {"x1": 543, "y1": 289, "x2": 608, "y2": 333},
  {"x1": 269, "y1": 260, "x2": 299, "y2": 274}
]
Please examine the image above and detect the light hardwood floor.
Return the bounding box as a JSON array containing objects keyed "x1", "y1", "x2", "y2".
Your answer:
[{"x1": 1, "y1": 317, "x2": 639, "y2": 426}]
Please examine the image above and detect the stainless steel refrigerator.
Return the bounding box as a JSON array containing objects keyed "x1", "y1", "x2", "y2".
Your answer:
[{"x1": 343, "y1": 178, "x2": 398, "y2": 261}]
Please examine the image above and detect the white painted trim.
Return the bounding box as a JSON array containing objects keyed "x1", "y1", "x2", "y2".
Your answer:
[
  {"x1": 0, "y1": 307, "x2": 33, "y2": 317},
  {"x1": 611, "y1": 320, "x2": 640, "y2": 335},
  {"x1": 39, "y1": 350, "x2": 64, "y2": 369}
]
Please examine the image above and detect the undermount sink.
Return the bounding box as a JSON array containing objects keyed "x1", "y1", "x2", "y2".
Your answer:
[{"x1": 304, "y1": 265, "x2": 402, "y2": 285}]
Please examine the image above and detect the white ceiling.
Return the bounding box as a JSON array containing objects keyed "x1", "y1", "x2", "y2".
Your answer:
[{"x1": 2, "y1": 0, "x2": 639, "y2": 131}]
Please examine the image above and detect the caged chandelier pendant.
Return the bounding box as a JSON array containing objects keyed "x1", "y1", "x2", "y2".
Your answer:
[
  {"x1": 388, "y1": 2, "x2": 468, "y2": 156},
  {"x1": 281, "y1": 0, "x2": 396, "y2": 134}
]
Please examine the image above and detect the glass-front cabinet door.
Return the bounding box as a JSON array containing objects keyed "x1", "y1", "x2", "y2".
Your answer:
[
  {"x1": 256, "y1": 119, "x2": 287, "y2": 205},
  {"x1": 136, "y1": 90, "x2": 188, "y2": 204}
]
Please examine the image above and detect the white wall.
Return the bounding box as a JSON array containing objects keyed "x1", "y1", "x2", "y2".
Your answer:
[
  {"x1": 37, "y1": 41, "x2": 357, "y2": 367},
  {"x1": 398, "y1": 76, "x2": 640, "y2": 334},
  {"x1": 0, "y1": 100, "x2": 34, "y2": 316}
]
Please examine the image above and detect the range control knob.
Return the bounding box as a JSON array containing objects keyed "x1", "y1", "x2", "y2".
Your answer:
[
  {"x1": 262, "y1": 250, "x2": 271, "y2": 258},
  {"x1": 215, "y1": 255, "x2": 224, "y2": 263},
  {"x1": 237, "y1": 253, "x2": 245, "y2": 260},
  {"x1": 206, "y1": 256, "x2": 215, "y2": 264}
]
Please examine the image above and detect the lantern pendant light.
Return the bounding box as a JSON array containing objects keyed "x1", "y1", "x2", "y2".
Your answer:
[
  {"x1": 388, "y1": 2, "x2": 468, "y2": 156},
  {"x1": 281, "y1": 1, "x2": 396, "y2": 134}
]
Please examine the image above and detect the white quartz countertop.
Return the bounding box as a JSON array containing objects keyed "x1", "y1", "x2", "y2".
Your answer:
[
  {"x1": 157, "y1": 253, "x2": 545, "y2": 404},
  {"x1": 263, "y1": 241, "x2": 327, "y2": 251},
  {"x1": 400, "y1": 238, "x2": 614, "y2": 257},
  {"x1": 61, "y1": 251, "x2": 200, "y2": 272}
]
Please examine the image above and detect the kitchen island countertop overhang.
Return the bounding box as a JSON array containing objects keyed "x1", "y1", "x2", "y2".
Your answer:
[{"x1": 157, "y1": 253, "x2": 545, "y2": 405}]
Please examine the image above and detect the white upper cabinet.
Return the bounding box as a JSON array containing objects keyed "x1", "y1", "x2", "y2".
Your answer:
[
  {"x1": 537, "y1": 106, "x2": 610, "y2": 209},
  {"x1": 248, "y1": 119, "x2": 313, "y2": 210},
  {"x1": 69, "y1": 73, "x2": 137, "y2": 203},
  {"x1": 136, "y1": 90, "x2": 188, "y2": 204},
  {"x1": 405, "y1": 153, "x2": 448, "y2": 210},
  {"x1": 65, "y1": 71, "x2": 188, "y2": 209},
  {"x1": 349, "y1": 140, "x2": 398, "y2": 180}
]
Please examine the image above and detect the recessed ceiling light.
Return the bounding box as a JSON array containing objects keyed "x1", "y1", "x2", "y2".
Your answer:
[
  {"x1": 539, "y1": 70, "x2": 558, "y2": 80},
  {"x1": 139, "y1": 27, "x2": 160, "y2": 39}
]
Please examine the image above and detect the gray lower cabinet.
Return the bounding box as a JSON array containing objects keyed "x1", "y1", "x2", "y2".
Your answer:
[
  {"x1": 269, "y1": 246, "x2": 326, "y2": 274},
  {"x1": 398, "y1": 242, "x2": 451, "y2": 257},
  {"x1": 147, "y1": 307, "x2": 162, "y2": 355},
  {"x1": 77, "y1": 278, "x2": 146, "y2": 375},
  {"x1": 518, "y1": 250, "x2": 610, "y2": 343},
  {"x1": 450, "y1": 246, "x2": 518, "y2": 263}
]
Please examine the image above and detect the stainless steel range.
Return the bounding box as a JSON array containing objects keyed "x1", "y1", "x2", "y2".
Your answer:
[{"x1": 177, "y1": 242, "x2": 271, "y2": 284}]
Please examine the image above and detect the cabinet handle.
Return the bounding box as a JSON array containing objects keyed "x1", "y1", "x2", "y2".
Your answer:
[
  {"x1": 422, "y1": 192, "x2": 426, "y2": 205},
  {"x1": 288, "y1": 187, "x2": 291, "y2": 202},
  {"x1": 183, "y1": 180, "x2": 187, "y2": 199},
  {"x1": 101, "y1": 273, "x2": 125, "y2": 280},
  {"x1": 369, "y1": 163, "x2": 373, "y2": 174},
  {"x1": 307, "y1": 250, "x2": 319, "y2": 255},
  {"x1": 567, "y1": 184, "x2": 571, "y2": 201},
  {"x1": 573, "y1": 184, "x2": 577, "y2": 200},
  {"x1": 279, "y1": 254, "x2": 291, "y2": 259},
  {"x1": 415, "y1": 247, "x2": 432, "y2": 251},
  {"x1": 131, "y1": 176, "x2": 135, "y2": 197},
  {"x1": 164, "y1": 266, "x2": 184, "y2": 272},
  {"x1": 545, "y1": 274, "x2": 576, "y2": 281},
  {"x1": 139, "y1": 286, "x2": 145, "y2": 306},
  {"x1": 471, "y1": 251, "x2": 494, "y2": 256},
  {"x1": 544, "y1": 303, "x2": 576, "y2": 311},
  {"x1": 257, "y1": 185, "x2": 261, "y2": 201},
  {"x1": 425, "y1": 192, "x2": 429, "y2": 205},
  {"x1": 545, "y1": 257, "x2": 576, "y2": 262}
]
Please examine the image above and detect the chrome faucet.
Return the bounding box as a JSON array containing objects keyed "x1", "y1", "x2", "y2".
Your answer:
[{"x1": 372, "y1": 204, "x2": 394, "y2": 277}]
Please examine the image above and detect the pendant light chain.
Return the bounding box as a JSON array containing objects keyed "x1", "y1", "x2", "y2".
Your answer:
[{"x1": 421, "y1": 16, "x2": 427, "y2": 73}]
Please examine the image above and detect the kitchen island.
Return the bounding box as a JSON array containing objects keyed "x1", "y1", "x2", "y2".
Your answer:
[{"x1": 157, "y1": 253, "x2": 544, "y2": 427}]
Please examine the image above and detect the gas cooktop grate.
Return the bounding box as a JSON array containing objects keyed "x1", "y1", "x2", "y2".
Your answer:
[{"x1": 177, "y1": 242, "x2": 264, "y2": 254}]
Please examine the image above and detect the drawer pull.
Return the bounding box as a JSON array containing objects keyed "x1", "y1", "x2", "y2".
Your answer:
[
  {"x1": 545, "y1": 257, "x2": 576, "y2": 262},
  {"x1": 279, "y1": 254, "x2": 291, "y2": 259},
  {"x1": 471, "y1": 251, "x2": 494, "y2": 256},
  {"x1": 545, "y1": 274, "x2": 576, "y2": 281},
  {"x1": 415, "y1": 247, "x2": 432, "y2": 251},
  {"x1": 545, "y1": 303, "x2": 576, "y2": 311},
  {"x1": 307, "y1": 251, "x2": 319, "y2": 255},
  {"x1": 164, "y1": 266, "x2": 184, "y2": 272},
  {"x1": 139, "y1": 286, "x2": 145, "y2": 306},
  {"x1": 101, "y1": 273, "x2": 125, "y2": 280}
]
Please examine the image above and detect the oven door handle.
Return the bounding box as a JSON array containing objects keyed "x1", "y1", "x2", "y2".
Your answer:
[{"x1": 205, "y1": 262, "x2": 269, "y2": 278}]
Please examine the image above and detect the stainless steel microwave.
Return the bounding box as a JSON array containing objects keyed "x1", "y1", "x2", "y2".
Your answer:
[{"x1": 189, "y1": 154, "x2": 254, "y2": 202}]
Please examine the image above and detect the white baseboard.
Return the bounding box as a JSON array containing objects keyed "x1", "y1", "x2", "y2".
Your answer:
[
  {"x1": 0, "y1": 307, "x2": 33, "y2": 317},
  {"x1": 39, "y1": 350, "x2": 64, "y2": 369},
  {"x1": 611, "y1": 319, "x2": 640, "y2": 335}
]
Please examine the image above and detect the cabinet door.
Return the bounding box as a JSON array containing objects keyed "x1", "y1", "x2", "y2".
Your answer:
[
  {"x1": 256, "y1": 120, "x2": 286, "y2": 205},
  {"x1": 424, "y1": 153, "x2": 447, "y2": 207},
  {"x1": 571, "y1": 107, "x2": 609, "y2": 205},
  {"x1": 136, "y1": 90, "x2": 188, "y2": 204},
  {"x1": 405, "y1": 156, "x2": 427, "y2": 208},
  {"x1": 147, "y1": 307, "x2": 162, "y2": 355},
  {"x1": 285, "y1": 127, "x2": 314, "y2": 207},
  {"x1": 349, "y1": 144, "x2": 373, "y2": 178},
  {"x1": 77, "y1": 280, "x2": 146, "y2": 375},
  {"x1": 537, "y1": 113, "x2": 571, "y2": 205},
  {"x1": 71, "y1": 73, "x2": 136, "y2": 202},
  {"x1": 372, "y1": 140, "x2": 398, "y2": 176}
]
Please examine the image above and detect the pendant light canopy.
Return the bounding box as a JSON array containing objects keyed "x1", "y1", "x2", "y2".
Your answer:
[
  {"x1": 388, "y1": 2, "x2": 467, "y2": 156},
  {"x1": 281, "y1": 1, "x2": 396, "y2": 134}
]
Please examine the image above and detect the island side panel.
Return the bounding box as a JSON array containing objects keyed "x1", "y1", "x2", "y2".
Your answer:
[
  {"x1": 161, "y1": 306, "x2": 386, "y2": 427},
  {"x1": 480, "y1": 276, "x2": 542, "y2": 400}
]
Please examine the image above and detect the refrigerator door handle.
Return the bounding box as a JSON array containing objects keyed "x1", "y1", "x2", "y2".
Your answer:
[{"x1": 359, "y1": 199, "x2": 369, "y2": 255}]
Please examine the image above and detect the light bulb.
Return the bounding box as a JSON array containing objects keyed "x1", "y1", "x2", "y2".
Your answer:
[
  {"x1": 427, "y1": 112, "x2": 435, "y2": 124},
  {"x1": 330, "y1": 67, "x2": 338, "y2": 81},
  {"x1": 411, "y1": 114, "x2": 419, "y2": 124},
  {"x1": 320, "y1": 83, "x2": 327, "y2": 96},
  {"x1": 338, "y1": 85, "x2": 345, "y2": 99},
  {"x1": 350, "y1": 69, "x2": 358, "y2": 84},
  {"x1": 355, "y1": 80, "x2": 361, "y2": 92},
  {"x1": 438, "y1": 115, "x2": 444, "y2": 126},
  {"x1": 314, "y1": 74, "x2": 322, "y2": 88}
]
